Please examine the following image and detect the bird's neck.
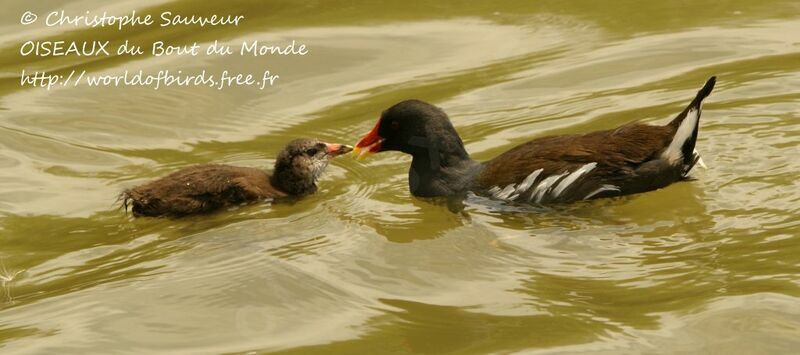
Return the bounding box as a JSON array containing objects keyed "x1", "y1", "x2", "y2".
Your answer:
[
  {"x1": 406, "y1": 137, "x2": 480, "y2": 196},
  {"x1": 271, "y1": 164, "x2": 317, "y2": 196}
]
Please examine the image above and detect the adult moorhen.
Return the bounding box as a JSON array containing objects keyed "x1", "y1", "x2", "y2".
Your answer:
[
  {"x1": 121, "y1": 138, "x2": 352, "y2": 217},
  {"x1": 353, "y1": 77, "x2": 716, "y2": 203}
]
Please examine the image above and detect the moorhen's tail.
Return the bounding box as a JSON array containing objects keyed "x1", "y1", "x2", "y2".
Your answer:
[{"x1": 663, "y1": 76, "x2": 716, "y2": 174}]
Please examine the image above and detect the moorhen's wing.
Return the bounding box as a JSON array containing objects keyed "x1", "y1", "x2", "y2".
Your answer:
[{"x1": 476, "y1": 123, "x2": 677, "y2": 203}]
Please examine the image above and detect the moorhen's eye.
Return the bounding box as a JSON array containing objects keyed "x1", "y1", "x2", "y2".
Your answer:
[
  {"x1": 305, "y1": 148, "x2": 318, "y2": 156},
  {"x1": 391, "y1": 120, "x2": 400, "y2": 130}
]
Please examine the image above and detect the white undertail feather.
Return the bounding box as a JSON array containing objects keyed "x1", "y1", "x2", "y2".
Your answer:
[
  {"x1": 694, "y1": 148, "x2": 708, "y2": 169},
  {"x1": 662, "y1": 107, "x2": 699, "y2": 165}
]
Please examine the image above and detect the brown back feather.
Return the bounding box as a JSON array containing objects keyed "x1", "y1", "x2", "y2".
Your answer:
[
  {"x1": 477, "y1": 123, "x2": 676, "y2": 189},
  {"x1": 122, "y1": 164, "x2": 286, "y2": 217}
]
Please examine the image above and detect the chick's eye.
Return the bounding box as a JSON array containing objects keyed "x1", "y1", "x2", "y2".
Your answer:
[{"x1": 305, "y1": 148, "x2": 318, "y2": 156}]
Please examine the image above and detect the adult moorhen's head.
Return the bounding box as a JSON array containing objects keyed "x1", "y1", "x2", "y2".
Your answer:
[
  {"x1": 352, "y1": 100, "x2": 469, "y2": 161},
  {"x1": 271, "y1": 138, "x2": 352, "y2": 195}
]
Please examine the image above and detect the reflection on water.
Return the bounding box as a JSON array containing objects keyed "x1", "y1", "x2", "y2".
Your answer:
[
  {"x1": 1, "y1": 0, "x2": 799, "y2": 353},
  {"x1": 1, "y1": 259, "x2": 24, "y2": 304}
]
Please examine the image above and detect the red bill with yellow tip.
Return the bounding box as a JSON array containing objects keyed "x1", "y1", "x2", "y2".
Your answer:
[{"x1": 352, "y1": 121, "x2": 384, "y2": 160}]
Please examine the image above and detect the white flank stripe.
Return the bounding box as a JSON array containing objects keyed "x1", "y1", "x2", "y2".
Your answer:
[
  {"x1": 697, "y1": 157, "x2": 708, "y2": 169},
  {"x1": 662, "y1": 108, "x2": 699, "y2": 164},
  {"x1": 584, "y1": 184, "x2": 620, "y2": 200},
  {"x1": 494, "y1": 184, "x2": 517, "y2": 200},
  {"x1": 531, "y1": 173, "x2": 567, "y2": 203},
  {"x1": 515, "y1": 169, "x2": 543, "y2": 196},
  {"x1": 551, "y1": 162, "x2": 597, "y2": 198}
]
